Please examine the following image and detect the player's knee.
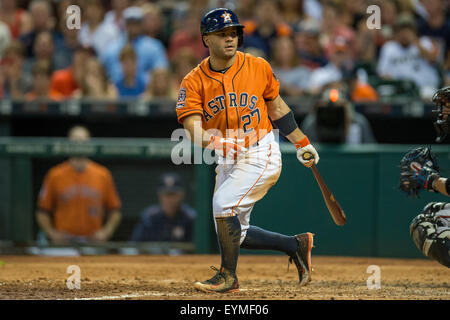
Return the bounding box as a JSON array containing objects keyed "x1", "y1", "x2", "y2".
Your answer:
[{"x1": 212, "y1": 194, "x2": 232, "y2": 217}]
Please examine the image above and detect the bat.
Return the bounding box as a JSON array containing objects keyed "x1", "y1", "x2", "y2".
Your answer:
[{"x1": 302, "y1": 152, "x2": 347, "y2": 226}]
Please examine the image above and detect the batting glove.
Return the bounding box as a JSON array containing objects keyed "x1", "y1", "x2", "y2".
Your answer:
[
  {"x1": 207, "y1": 135, "x2": 247, "y2": 158},
  {"x1": 295, "y1": 136, "x2": 319, "y2": 167}
]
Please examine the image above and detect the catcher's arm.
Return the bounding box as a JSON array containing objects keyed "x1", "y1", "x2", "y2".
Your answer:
[{"x1": 431, "y1": 177, "x2": 450, "y2": 196}]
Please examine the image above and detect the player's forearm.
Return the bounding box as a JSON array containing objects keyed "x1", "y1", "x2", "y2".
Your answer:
[
  {"x1": 36, "y1": 210, "x2": 55, "y2": 235},
  {"x1": 267, "y1": 96, "x2": 307, "y2": 143},
  {"x1": 182, "y1": 114, "x2": 211, "y2": 148},
  {"x1": 267, "y1": 95, "x2": 291, "y2": 120},
  {"x1": 432, "y1": 178, "x2": 450, "y2": 196},
  {"x1": 103, "y1": 210, "x2": 122, "y2": 238}
]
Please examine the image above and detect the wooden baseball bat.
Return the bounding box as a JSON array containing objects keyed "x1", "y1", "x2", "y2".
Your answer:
[{"x1": 302, "y1": 152, "x2": 347, "y2": 226}]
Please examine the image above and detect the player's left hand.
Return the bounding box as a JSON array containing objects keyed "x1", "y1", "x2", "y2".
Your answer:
[
  {"x1": 208, "y1": 135, "x2": 248, "y2": 158},
  {"x1": 399, "y1": 146, "x2": 440, "y2": 197}
]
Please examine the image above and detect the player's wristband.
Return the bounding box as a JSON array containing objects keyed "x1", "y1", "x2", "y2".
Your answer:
[
  {"x1": 294, "y1": 136, "x2": 310, "y2": 149},
  {"x1": 272, "y1": 111, "x2": 298, "y2": 137}
]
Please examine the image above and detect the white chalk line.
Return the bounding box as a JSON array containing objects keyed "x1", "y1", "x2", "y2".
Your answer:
[
  {"x1": 66, "y1": 288, "x2": 259, "y2": 300},
  {"x1": 70, "y1": 291, "x2": 185, "y2": 300}
]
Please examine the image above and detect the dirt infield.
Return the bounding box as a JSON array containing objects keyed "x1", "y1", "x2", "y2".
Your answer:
[{"x1": 0, "y1": 255, "x2": 448, "y2": 300}]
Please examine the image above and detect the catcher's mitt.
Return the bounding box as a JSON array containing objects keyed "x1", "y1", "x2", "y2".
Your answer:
[{"x1": 399, "y1": 147, "x2": 440, "y2": 197}]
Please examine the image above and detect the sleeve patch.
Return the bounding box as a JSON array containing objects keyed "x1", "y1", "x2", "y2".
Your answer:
[{"x1": 176, "y1": 88, "x2": 186, "y2": 109}]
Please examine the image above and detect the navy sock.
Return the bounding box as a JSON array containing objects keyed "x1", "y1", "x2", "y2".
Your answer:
[
  {"x1": 215, "y1": 215, "x2": 241, "y2": 274},
  {"x1": 240, "y1": 225, "x2": 298, "y2": 255}
]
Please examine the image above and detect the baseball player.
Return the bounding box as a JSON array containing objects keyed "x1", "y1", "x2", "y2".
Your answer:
[
  {"x1": 175, "y1": 8, "x2": 319, "y2": 293},
  {"x1": 399, "y1": 86, "x2": 450, "y2": 268}
]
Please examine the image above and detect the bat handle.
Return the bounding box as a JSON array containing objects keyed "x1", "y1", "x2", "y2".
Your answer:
[{"x1": 301, "y1": 151, "x2": 315, "y2": 166}]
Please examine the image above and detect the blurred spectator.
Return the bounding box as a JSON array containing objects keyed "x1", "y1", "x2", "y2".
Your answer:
[
  {"x1": 377, "y1": 13, "x2": 440, "y2": 98},
  {"x1": 23, "y1": 31, "x2": 55, "y2": 76},
  {"x1": 115, "y1": 44, "x2": 146, "y2": 98},
  {"x1": 171, "y1": 47, "x2": 199, "y2": 89},
  {"x1": 243, "y1": 46, "x2": 267, "y2": 59},
  {"x1": 101, "y1": 6, "x2": 169, "y2": 85},
  {"x1": 294, "y1": 19, "x2": 327, "y2": 69},
  {"x1": 142, "y1": 68, "x2": 177, "y2": 100},
  {"x1": 26, "y1": 61, "x2": 63, "y2": 101},
  {"x1": 235, "y1": 0, "x2": 257, "y2": 22},
  {"x1": 50, "y1": 46, "x2": 95, "y2": 98},
  {"x1": 36, "y1": 125, "x2": 122, "y2": 244},
  {"x1": 0, "y1": 40, "x2": 31, "y2": 98},
  {"x1": 339, "y1": 0, "x2": 366, "y2": 30},
  {"x1": 102, "y1": 0, "x2": 130, "y2": 36},
  {"x1": 54, "y1": 24, "x2": 80, "y2": 71},
  {"x1": 308, "y1": 36, "x2": 354, "y2": 95},
  {"x1": 141, "y1": 2, "x2": 171, "y2": 48},
  {"x1": 77, "y1": 57, "x2": 118, "y2": 99},
  {"x1": 416, "y1": 0, "x2": 450, "y2": 63},
  {"x1": 130, "y1": 172, "x2": 196, "y2": 242},
  {"x1": 19, "y1": 0, "x2": 62, "y2": 58},
  {"x1": 354, "y1": 17, "x2": 378, "y2": 64},
  {"x1": 0, "y1": 0, "x2": 32, "y2": 39},
  {"x1": 320, "y1": 0, "x2": 356, "y2": 59},
  {"x1": 242, "y1": 0, "x2": 292, "y2": 59},
  {"x1": 168, "y1": 12, "x2": 207, "y2": 61},
  {"x1": 277, "y1": 0, "x2": 308, "y2": 28},
  {"x1": 0, "y1": 21, "x2": 11, "y2": 58},
  {"x1": 270, "y1": 36, "x2": 311, "y2": 97},
  {"x1": 350, "y1": 68, "x2": 379, "y2": 103},
  {"x1": 303, "y1": 0, "x2": 323, "y2": 21},
  {"x1": 50, "y1": 0, "x2": 83, "y2": 70},
  {"x1": 78, "y1": 0, "x2": 122, "y2": 58},
  {"x1": 300, "y1": 88, "x2": 376, "y2": 144},
  {"x1": 376, "y1": 0, "x2": 400, "y2": 49}
]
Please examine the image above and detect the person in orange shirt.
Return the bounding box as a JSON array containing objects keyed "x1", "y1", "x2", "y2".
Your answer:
[
  {"x1": 36, "y1": 125, "x2": 122, "y2": 243},
  {"x1": 50, "y1": 46, "x2": 95, "y2": 98},
  {"x1": 241, "y1": 0, "x2": 292, "y2": 59},
  {"x1": 178, "y1": 8, "x2": 318, "y2": 293}
]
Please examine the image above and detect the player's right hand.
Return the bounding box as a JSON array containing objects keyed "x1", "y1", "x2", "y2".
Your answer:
[
  {"x1": 295, "y1": 136, "x2": 319, "y2": 167},
  {"x1": 208, "y1": 135, "x2": 247, "y2": 158}
]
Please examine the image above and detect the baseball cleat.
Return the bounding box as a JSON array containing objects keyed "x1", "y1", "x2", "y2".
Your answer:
[
  {"x1": 289, "y1": 232, "x2": 314, "y2": 286},
  {"x1": 194, "y1": 266, "x2": 240, "y2": 293}
]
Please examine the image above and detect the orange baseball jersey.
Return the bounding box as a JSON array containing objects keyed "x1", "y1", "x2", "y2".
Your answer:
[
  {"x1": 176, "y1": 51, "x2": 280, "y2": 146},
  {"x1": 38, "y1": 161, "x2": 121, "y2": 236}
]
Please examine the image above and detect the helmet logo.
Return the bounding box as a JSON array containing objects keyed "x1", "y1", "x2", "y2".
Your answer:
[{"x1": 221, "y1": 12, "x2": 232, "y2": 23}]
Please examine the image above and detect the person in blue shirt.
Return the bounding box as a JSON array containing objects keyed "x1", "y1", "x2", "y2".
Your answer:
[
  {"x1": 101, "y1": 6, "x2": 168, "y2": 85},
  {"x1": 114, "y1": 44, "x2": 146, "y2": 98},
  {"x1": 130, "y1": 173, "x2": 196, "y2": 242}
]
